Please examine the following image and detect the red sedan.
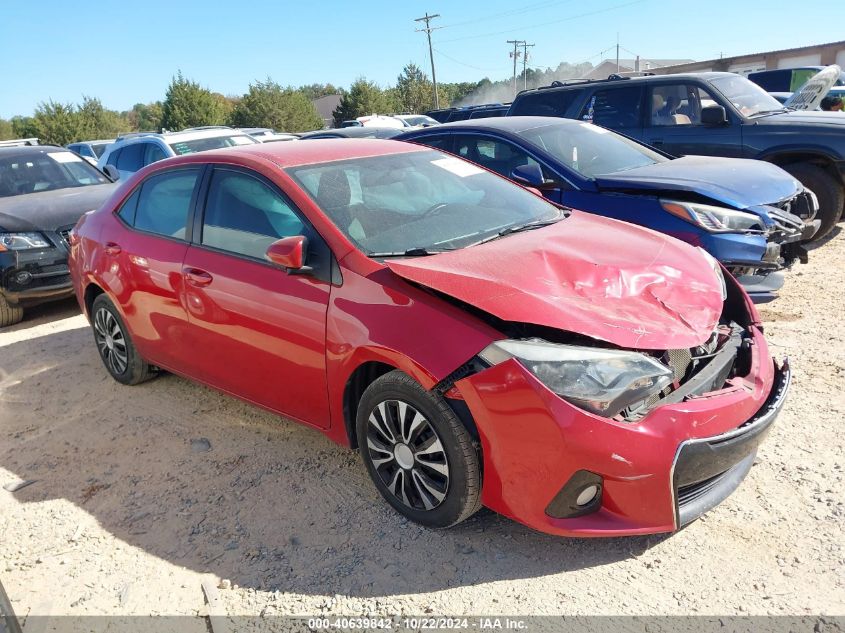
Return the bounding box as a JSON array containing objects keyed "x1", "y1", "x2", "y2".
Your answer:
[{"x1": 68, "y1": 139, "x2": 789, "y2": 536}]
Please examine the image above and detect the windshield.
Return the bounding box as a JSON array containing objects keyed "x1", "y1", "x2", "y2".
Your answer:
[
  {"x1": 521, "y1": 122, "x2": 668, "y2": 178},
  {"x1": 403, "y1": 115, "x2": 439, "y2": 126},
  {"x1": 0, "y1": 150, "x2": 109, "y2": 197},
  {"x1": 287, "y1": 149, "x2": 562, "y2": 255},
  {"x1": 709, "y1": 75, "x2": 784, "y2": 117},
  {"x1": 169, "y1": 134, "x2": 257, "y2": 155}
]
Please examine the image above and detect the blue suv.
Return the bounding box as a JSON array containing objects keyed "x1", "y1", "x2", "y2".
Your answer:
[{"x1": 397, "y1": 116, "x2": 818, "y2": 298}]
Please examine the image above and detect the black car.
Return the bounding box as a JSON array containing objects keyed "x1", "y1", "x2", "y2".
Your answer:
[
  {"x1": 508, "y1": 72, "x2": 845, "y2": 240},
  {"x1": 298, "y1": 127, "x2": 404, "y2": 139},
  {"x1": 0, "y1": 146, "x2": 117, "y2": 326}
]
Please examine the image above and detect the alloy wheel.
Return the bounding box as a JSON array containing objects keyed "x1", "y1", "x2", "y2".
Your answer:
[
  {"x1": 365, "y1": 399, "x2": 450, "y2": 511},
  {"x1": 93, "y1": 307, "x2": 128, "y2": 376}
]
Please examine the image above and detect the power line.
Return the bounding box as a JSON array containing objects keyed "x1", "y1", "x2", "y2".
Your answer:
[
  {"x1": 415, "y1": 13, "x2": 443, "y2": 109},
  {"x1": 438, "y1": 0, "x2": 578, "y2": 30},
  {"x1": 438, "y1": 0, "x2": 646, "y2": 44},
  {"x1": 432, "y1": 48, "x2": 508, "y2": 73}
]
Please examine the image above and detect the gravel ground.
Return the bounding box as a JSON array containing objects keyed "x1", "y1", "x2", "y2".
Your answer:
[{"x1": 1, "y1": 229, "x2": 843, "y2": 624}]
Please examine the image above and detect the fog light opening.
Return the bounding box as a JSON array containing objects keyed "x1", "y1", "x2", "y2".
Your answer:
[
  {"x1": 576, "y1": 484, "x2": 599, "y2": 507},
  {"x1": 14, "y1": 270, "x2": 32, "y2": 285}
]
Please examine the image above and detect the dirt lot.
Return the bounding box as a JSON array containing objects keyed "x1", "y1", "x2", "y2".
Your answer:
[{"x1": 1, "y1": 230, "x2": 844, "y2": 623}]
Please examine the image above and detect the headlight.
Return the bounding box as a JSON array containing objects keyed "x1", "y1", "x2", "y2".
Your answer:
[
  {"x1": 661, "y1": 200, "x2": 765, "y2": 233},
  {"x1": 0, "y1": 232, "x2": 51, "y2": 251},
  {"x1": 479, "y1": 339, "x2": 673, "y2": 419}
]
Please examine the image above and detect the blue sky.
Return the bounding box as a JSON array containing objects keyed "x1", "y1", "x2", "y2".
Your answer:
[{"x1": 1, "y1": 0, "x2": 842, "y2": 118}]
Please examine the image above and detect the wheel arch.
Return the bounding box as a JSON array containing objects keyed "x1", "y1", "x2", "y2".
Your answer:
[
  {"x1": 83, "y1": 281, "x2": 106, "y2": 320},
  {"x1": 761, "y1": 148, "x2": 843, "y2": 183}
]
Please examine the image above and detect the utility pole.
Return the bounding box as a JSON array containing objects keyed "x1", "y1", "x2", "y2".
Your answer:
[
  {"x1": 616, "y1": 32, "x2": 620, "y2": 73},
  {"x1": 415, "y1": 13, "x2": 442, "y2": 109},
  {"x1": 521, "y1": 42, "x2": 535, "y2": 91},
  {"x1": 507, "y1": 40, "x2": 524, "y2": 98}
]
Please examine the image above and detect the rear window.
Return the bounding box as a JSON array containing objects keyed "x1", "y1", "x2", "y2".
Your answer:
[
  {"x1": 509, "y1": 89, "x2": 579, "y2": 117},
  {"x1": 169, "y1": 134, "x2": 257, "y2": 156}
]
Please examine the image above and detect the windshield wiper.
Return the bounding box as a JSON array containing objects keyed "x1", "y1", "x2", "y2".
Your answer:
[
  {"x1": 749, "y1": 108, "x2": 789, "y2": 117},
  {"x1": 471, "y1": 217, "x2": 563, "y2": 247},
  {"x1": 368, "y1": 246, "x2": 456, "y2": 258}
]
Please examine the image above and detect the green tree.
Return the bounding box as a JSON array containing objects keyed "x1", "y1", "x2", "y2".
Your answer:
[
  {"x1": 230, "y1": 80, "x2": 324, "y2": 132},
  {"x1": 0, "y1": 119, "x2": 13, "y2": 140},
  {"x1": 161, "y1": 72, "x2": 226, "y2": 131},
  {"x1": 128, "y1": 102, "x2": 163, "y2": 131},
  {"x1": 395, "y1": 63, "x2": 434, "y2": 114},
  {"x1": 298, "y1": 83, "x2": 341, "y2": 101},
  {"x1": 76, "y1": 96, "x2": 130, "y2": 139},
  {"x1": 11, "y1": 116, "x2": 38, "y2": 139},
  {"x1": 332, "y1": 78, "x2": 395, "y2": 126},
  {"x1": 32, "y1": 101, "x2": 79, "y2": 145}
]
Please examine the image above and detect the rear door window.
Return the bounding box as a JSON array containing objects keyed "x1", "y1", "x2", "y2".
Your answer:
[
  {"x1": 579, "y1": 86, "x2": 644, "y2": 129},
  {"x1": 454, "y1": 135, "x2": 545, "y2": 179}
]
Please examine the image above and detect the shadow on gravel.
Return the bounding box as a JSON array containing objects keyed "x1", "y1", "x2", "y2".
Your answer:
[
  {"x1": 1, "y1": 324, "x2": 667, "y2": 599},
  {"x1": 0, "y1": 297, "x2": 81, "y2": 335},
  {"x1": 806, "y1": 225, "x2": 841, "y2": 251}
]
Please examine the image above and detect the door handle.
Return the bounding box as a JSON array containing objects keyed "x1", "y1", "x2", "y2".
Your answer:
[
  {"x1": 183, "y1": 267, "x2": 213, "y2": 287},
  {"x1": 104, "y1": 242, "x2": 121, "y2": 255},
  {"x1": 650, "y1": 138, "x2": 664, "y2": 147}
]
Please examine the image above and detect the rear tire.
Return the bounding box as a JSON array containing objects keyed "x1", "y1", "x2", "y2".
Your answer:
[
  {"x1": 91, "y1": 294, "x2": 154, "y2": 385},
  {"x1": 782, "y1": 162, "x2": 843, "y2": 241},
  {"x1": 0, "y1": 295, "x2": 24, "y2": 328},
  {"x1": 356, "y1": 370, "x2": 481, "y2": 529}
]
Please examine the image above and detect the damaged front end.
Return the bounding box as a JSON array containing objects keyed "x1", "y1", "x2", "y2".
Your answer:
[{"x1": 661, "y1": 191, "x2": 818, "y2": 299}]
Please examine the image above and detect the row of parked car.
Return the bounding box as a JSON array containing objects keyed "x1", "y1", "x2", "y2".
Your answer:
[
  {"x1": 1, "y1": 68, "x2": 827, "y2": 537},
  {"x1": 2, "y1": 69, "x2": 843, "y2": 331}
]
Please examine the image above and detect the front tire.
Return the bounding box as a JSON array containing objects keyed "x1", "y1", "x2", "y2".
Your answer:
[
  {"x1": 91, "y1": 294, "x2": 154, "y2": 385},
  {"x1": 0, "y1": 295, "x2": 24, "y2": 328},
  {"x1": 356, "y1": 370, "x2": 481, "y2": 528},
  {"x1": 782, "y1": 162, "x2": 844, "y2": 241}
]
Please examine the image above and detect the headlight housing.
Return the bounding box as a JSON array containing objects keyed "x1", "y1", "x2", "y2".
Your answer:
[
  {"x1": 0, "y1": 232, "x2": 51, "y2": 251},
  {"x1": 479, "y1": 339, "x2": 673, "y2": 419},
  {"x1": 661, "y1": 200, "x2": 765, "y2": 233},
  {"x1": 696, "y1": 246, "x2": 728, "y2": 301}
]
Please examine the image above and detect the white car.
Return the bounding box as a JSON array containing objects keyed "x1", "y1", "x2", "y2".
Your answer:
[
  {"x1": 97, "y1": 127, "x2": 258, "y2": 180},
  {"x1": 393, "y1": 114, "x2": 440, "y2": 127},
  {"x1": 356, "y1": 115, "x2": 406, "y2": 129},
  {"x1": 237, "y1": 127, "x2": 300, "y2": 143}
]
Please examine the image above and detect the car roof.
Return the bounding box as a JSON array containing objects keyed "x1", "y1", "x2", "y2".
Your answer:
[
  {"x1": 166, "y1": 138, "x2": 427, "y2": 169},
  {"x1": 405, "y1": 115, "x2": 579, "y2": 134},
  {"x1": 69, "y1": 139, "x2": 114, "y2": 146},
  {"x1": 516, "y1": 71, "x2": 738, "y2": 97},
  {"x1": 299, "y1": 127, "x2": 403, "y2": 139},
  {"x1": 0, "y1": 145, "x2": 73, "y2": 159},
  {"x1": 114, "y1": 128, "x2": 252, "y2": 145}
]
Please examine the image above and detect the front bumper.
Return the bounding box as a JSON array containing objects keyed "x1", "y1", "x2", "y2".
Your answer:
[
  {"x1": 0, "y1": 246, "x2": 73, "y2": 307},
  {"x1": 455, "y1": 325, "x2": 787, "y2": 537}
]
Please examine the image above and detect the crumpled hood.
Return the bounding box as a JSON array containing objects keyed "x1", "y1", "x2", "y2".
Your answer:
[
  {"x1": 0, "y1": 183, "x2": 117, "y2": 232},
  {"x1": 593, "y1": 156, "x2": 801, "y2": 210},
  {"x1": 386, "y1": 211, "x2": 724, "y2": 350}
]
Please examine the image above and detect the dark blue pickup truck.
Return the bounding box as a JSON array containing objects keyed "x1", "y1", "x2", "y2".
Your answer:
[{"x1": 508, "y1": 72, "x2": 845, "y2": 239}]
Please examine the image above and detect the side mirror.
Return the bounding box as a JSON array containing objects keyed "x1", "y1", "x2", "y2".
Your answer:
[
  {"x1": 102, "y1": 164, "x2": 120, "y2": 181},
  {"x1": 265, "y1": 236, "x2": 311, "y2": 274},
  {"x1": 701, "y1": 105, "x2": 728, "y2": 126},
  {"x1": 511, "y1": 163, "x2": 545, "y2": 187}
]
